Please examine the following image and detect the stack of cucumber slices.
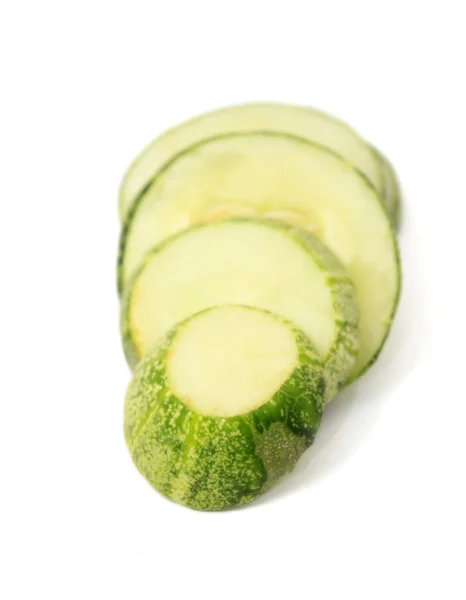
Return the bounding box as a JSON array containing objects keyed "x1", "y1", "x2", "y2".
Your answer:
[{"x1": 117, "y1": 102, "x2": 402, "y2": 511}]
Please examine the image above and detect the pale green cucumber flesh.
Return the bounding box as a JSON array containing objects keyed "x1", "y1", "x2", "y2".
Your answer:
[
  {"x1": 119, "y1": 133, "x2": 399, "y2": 381},
  {"x1": 167, "y1": 306, "x2": 299, "y2": 417},
  {"x1": 121, "y1": 219, "x2": 359, "y2": 401},
  {"x1": 124, "y1": 305, "x2": 325, "y2": 511},
  {"x1": 118, "y1": 102, "x2": 384, "y2": 221}
]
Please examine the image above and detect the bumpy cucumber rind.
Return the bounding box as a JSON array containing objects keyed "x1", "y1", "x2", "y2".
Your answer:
[
  {"x1": 120, "y1": 218, "x2": 359, "y2": 402},
  {"x1": 124, "y1": 309, "x2": 325, "y2": 511}
]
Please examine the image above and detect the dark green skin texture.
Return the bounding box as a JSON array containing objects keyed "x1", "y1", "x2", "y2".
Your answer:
[{"x1": 124, "y1": 315, "x2": 325, "y2": 511}]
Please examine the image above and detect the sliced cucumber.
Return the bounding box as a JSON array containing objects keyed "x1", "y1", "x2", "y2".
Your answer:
[
  {"x1": 373, "y1": 147, "x2": 402, "y2": 230},
  {"x1": 119, "y1": 132, "x2": 400, "y2": 381},
  {"x1": 118, "y1": 102, "x2": 386, "y2": 221},
  {"x1": 121, "y1": 219, "x2": 359, "y2": 401},
  {"x1": 124, "y1": 305, "x2": 325, "y2": 511}
]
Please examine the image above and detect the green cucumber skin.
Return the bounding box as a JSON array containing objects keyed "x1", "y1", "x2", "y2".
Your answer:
[
  {"x1": 117, "y1": 130, "x2": 390, "y2": 296},
  {"x1": 120, "y1": 218, "x2": 360, "y2": 402},
  {"x1": 118, "y1": 102, "x2": 383, "y2": 223},
  {"x1": 124, "y1": 314, "x2": 325, "y2": 511}
]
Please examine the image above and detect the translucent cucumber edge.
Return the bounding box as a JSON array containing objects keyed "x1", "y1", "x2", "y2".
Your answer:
[
  {"x1": 371, "y1": 145, "x2": 402, "y2": 230},
  {"x1": 345, "y1": 220, "x2": 402, "y2": 384}
]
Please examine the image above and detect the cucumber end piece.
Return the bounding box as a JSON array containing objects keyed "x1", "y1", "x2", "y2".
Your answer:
[{"x1": 124, "y1": 305, "x2": 325, "y2": 510}]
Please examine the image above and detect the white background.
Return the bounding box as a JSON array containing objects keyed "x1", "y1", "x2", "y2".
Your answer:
[{"x1": 1, "y1": 1, "x2": 465, "y2": 598}]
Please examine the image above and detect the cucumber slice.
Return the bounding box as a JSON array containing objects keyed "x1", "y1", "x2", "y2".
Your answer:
[
  {"x1": 122, "y1": 219, "x2": 359, "y2": 402},
  {"x1": 118, "y1": 102, "x2": 385, "y2": 221},
  {"x1": 119, "y1": 132, "x2": 400, "y2": 381},
  {"x1": 124, "y1": 305, "x2": 325, "y2": 511},
  {"x1": 373, "y1": 147, "x2": 402, "y2": 230}
]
